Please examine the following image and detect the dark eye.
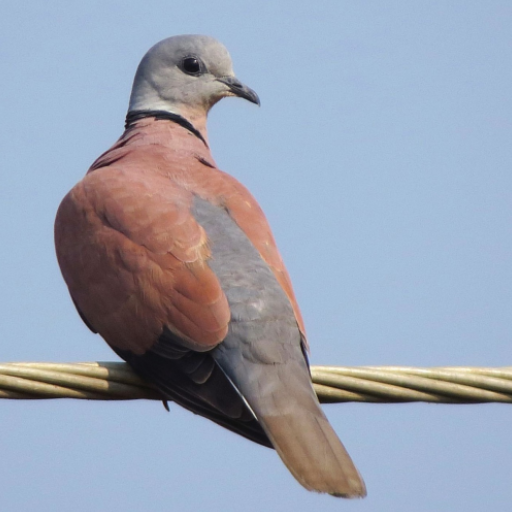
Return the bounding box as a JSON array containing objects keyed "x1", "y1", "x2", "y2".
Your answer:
[{"x1": 181, "y1": 57, "x2": 201, "y2": 74}]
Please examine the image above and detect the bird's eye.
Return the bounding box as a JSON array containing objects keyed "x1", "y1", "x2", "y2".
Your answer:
[{"x1": 181, "y1": 57, "x2": 201, "y2": 74}]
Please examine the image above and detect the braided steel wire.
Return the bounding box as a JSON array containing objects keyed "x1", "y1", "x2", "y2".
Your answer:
[{"x1": 1, "y1": 362, "x2": 511, "y2": 403}]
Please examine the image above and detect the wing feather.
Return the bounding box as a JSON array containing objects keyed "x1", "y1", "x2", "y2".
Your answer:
[{"x1": 55, "y1": 165, "x2": 230, "y2": 354}]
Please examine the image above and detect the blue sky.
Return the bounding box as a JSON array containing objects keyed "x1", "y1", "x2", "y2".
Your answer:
[{"x1": 1, "y1": 2, "x2": 511, "y2": 510}]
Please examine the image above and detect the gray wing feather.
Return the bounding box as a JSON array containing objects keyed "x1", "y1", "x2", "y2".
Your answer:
[{"x1": 193, "y1": 197, "x2": 366, "y2": 497}]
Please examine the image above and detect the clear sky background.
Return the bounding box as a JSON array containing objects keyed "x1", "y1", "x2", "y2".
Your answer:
[{"x1": 1, "y1": 2, "x2": 511, "y2": 511}]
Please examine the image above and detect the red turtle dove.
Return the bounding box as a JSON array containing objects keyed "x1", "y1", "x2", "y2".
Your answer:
[{"x1": 55, "y1": 34, "x2": 366, "y2": 498}]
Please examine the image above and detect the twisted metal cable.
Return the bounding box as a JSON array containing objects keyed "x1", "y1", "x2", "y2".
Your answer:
[{"x1": 1, "y1": 362, "x2": 511, "y2": 403}]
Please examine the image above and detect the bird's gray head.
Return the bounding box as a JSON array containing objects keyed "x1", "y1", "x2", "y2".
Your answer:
[{"x1": 128, "y1": 35, "x2": 259, "y2": 120}]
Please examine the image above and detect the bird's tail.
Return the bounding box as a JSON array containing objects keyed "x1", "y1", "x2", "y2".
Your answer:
[
  {"x1": 217, "y1": 352, "x2": 366, "y2": 498},
  {"x1": 258, "y1": 403, "x2": 366, "y2": 497}
]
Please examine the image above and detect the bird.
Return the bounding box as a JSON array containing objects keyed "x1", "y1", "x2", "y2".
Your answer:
[{"x1": 54, "y1": 34, "x2": 366, "y2": 498}]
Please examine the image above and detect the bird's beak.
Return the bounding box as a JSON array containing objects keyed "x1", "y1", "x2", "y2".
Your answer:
[{"x1": 217, "y1": 76, "x2": 260, "y2": 106}]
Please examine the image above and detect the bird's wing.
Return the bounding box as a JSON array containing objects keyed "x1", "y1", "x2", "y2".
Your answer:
[
  {"x1": 56, "y1": 164, "x2": 230, "y2": 354},
  {"x1": 55, "y1": 162, "x2": 271, "y2": 446}
]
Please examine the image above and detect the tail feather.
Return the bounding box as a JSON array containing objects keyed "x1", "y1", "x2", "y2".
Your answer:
[
  {"x1": 215, "y1": 349, "x2": 366, "y2": 498},
  {"x1": 260, "y1": 409, "x2": 366, "y2": 497}
]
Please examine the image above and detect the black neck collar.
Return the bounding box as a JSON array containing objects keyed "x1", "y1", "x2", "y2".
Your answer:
[{"x1": 125, "y1": 110, "x2": 208, "y2": 147}]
